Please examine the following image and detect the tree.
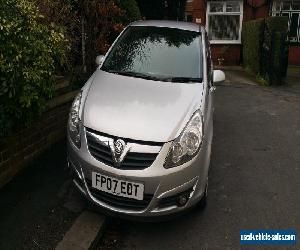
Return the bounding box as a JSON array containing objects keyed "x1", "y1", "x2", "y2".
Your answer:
[
  {"x1": 118, "y1": 0, "x2": 141, "y2": 23},
  {"x1": 165, "y1": 0, "x2": 187, "y2": 21},
  {"x1": 137, "y1": 0, "x2": 187, "y2": 21},
  {"x1": 33, "y1": 0, "x2": 81, "y2": 74},
  {"x1": 64, "y1": 0, "x2": 141, "y2": 74},
  {"x1": 81, "y1": 0, "x2": 126, "y2": 72},
  {"x1": 136, "y1": 0, "x2": 165, "y2": 19}
]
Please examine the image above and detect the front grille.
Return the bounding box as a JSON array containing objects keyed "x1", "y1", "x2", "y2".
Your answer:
[
  {"x1": 86, "y1": 128, "x2": 161, "y2": 170},
  {"x1": 85, "y1": 179, "x2": 153, "y2": 210},
  {"x1": 86, "y1": 133, "x2": 114, "y2": 166}
]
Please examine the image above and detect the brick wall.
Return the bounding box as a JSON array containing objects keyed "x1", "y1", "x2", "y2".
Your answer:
[
  {"x1": 0, "y1": 90, "x2": 77, "y2": 188},
  {"x1": 289, "y1": 46, "x2": 300, "y2": 65},
  {"x1": 243, "y1": 0, "x2": 270, "y2": 21},
  {"x1": 211, "y1": 45, "x2": 242, "y2": 66},
  {"x1": 185, "y1": 0, "x2": 206, "y2": 24}
]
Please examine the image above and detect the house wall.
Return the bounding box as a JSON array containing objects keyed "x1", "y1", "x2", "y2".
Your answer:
[
  {"x1": 186, "y1": 0, "x2": 206, "y2": 24},
  {"x1": 211, "y1": 45, "x2": 241, "y2": 66},
  {"x1": 186, "y1": 0, "x2": 300, "y2": 66},
  {"x1": 289, "y1": 46, "x2": 300, "y2": 65},
  {"x1": 243, "y1": 0, "x2": 270, "y2": 20}
]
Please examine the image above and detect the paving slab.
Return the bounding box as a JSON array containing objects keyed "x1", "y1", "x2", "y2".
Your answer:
[{"x1": 56, "y1": 211, "x2": 106, "y2": 250}]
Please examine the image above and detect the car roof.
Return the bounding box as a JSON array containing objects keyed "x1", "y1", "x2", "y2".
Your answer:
[{"x1": 130, "y1": 20, "x2": 201, "y2": 32}]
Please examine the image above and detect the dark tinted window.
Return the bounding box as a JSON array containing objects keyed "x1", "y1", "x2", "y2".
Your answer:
[
  {"x1": 290, "y1": 13, "x2": 299, "y2": 39},
  {"x1": 186, "y1": 14, "x2": 193, "y2": 22},
  {"x1": 102, "y1": 26, "x2": 202, "y2": 82}
]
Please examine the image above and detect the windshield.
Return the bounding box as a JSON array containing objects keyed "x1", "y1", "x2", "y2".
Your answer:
[{"x1": 101, "y1": 26, "x2": 203, "y2": 82}]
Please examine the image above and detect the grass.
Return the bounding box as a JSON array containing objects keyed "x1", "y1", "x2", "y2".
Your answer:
[{"x1": 244, "y1": 66, "x2": 268, "y2": 86}]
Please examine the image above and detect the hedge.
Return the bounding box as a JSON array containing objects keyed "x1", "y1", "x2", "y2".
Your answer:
[
  {"x1": 242, "y1": 16, "x2": 289, "y2": 85},
  {"x1": 266, "y1": 16, "x2": 289, "y2": 83},
  {"x1": 265, "y1": 16, "x2": 289, "y2": 33},
  {"x1": 242, "y1": 18, "x2": 265, "y2": 75}
]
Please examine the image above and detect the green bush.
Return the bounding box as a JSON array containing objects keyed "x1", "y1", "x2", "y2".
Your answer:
[
  {"x1": 0, "y1": 0, "x2": 68, "y2": 137},
  {"x1": 242, "y1": 18, "x2": 265, "y2": 75},
  {"x1": 265, "y1": 16, "x2": 289, "y2": 84},
  {"x1": 119, "y1": 0, "x2": 141, "y2": 23},
  {"x1": 265, "y1": 16, "x2": 288, "y2": 33},
  {"x1": 242, "y1": 16, "x2": 289, "y2": 85}
]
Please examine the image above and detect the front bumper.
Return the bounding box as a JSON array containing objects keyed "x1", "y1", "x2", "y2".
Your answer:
[{"x1": 67, "y1": 128, "x2": 212, "y2": 217}]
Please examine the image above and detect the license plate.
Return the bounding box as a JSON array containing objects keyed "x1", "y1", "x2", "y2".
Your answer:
[{"x1": 91, "y1": 172, "x2": 144, "y2": 200}]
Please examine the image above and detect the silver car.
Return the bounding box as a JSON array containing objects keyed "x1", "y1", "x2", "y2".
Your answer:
[{"x1": 67, "y1": 20, "x2": 225, "y2": 218}]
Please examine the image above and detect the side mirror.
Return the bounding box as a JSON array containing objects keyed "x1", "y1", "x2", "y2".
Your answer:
[
  {"x1": 213, "y1": 70, "x2": 225, "y2": 84},
  {"x1": 95, "y1": 55, "x2": 104, "y2": 66}
]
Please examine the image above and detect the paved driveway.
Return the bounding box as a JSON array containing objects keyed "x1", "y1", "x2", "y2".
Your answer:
[
  {"x1": 1, "y1": 71, "x2": 299, "y2": 250},
  {"x1": 99, "y1": 72, "x2": 300, "y2": 249}
]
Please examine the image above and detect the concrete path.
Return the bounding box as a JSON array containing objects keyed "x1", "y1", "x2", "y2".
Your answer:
[{"x1": 56, "y1": 211, "x2": 105, "y2": 250}]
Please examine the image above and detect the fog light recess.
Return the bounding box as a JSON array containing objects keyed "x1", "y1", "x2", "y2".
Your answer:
[
  {"x1": 177, "y1": 195, "x2": 189, "y2": 207},
  {"x1": 158, "y1": 187, "x2": 193, "y2": 208}
]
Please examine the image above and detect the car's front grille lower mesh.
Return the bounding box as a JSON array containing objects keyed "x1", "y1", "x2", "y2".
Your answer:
[
  {"x1": 85, "y1": 179, "x2": 153, "y2": 210},
  {"x1": 86, "y1": 129, "x2": 161, "y2": 170}
]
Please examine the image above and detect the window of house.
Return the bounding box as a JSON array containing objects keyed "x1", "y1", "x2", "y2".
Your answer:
[
  {"x1": 206, "y1": 1, "x2": 243, "y2": 44},
  {"x1": 272, "y1": 0, "x2": 300, "y2": 44}
]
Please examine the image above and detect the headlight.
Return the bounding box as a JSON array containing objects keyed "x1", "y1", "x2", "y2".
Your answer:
[
  {"x1": 164, "y1": 110, "x2": 203, "y2": 168},
  {"x1": 68, "y1": 91, "x2": 82, "y2": 148}
]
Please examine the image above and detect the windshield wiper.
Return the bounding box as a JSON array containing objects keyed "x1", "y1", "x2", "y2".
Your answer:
[
  {"x1": 104, "y1": 70, "x2": 202, "y2": 83},
  {"x1": 105, "y1": 70, "x2": 163, "y2": 81},
  {"x1": 169, "y1": 77, "x2": 202, "y2": 83}
]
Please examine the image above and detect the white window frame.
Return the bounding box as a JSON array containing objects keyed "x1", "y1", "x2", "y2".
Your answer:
[
  {"x1": 271, "y1": 0, "x2": 300, "y2": 43},
  {"x1": 206, "y1": 1, "x2": 243, "y2": 44}
]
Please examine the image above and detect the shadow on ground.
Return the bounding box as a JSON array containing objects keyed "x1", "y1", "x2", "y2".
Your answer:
[{"x1": 0, "y1": 140, "x2": 86, "y2": 250}]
